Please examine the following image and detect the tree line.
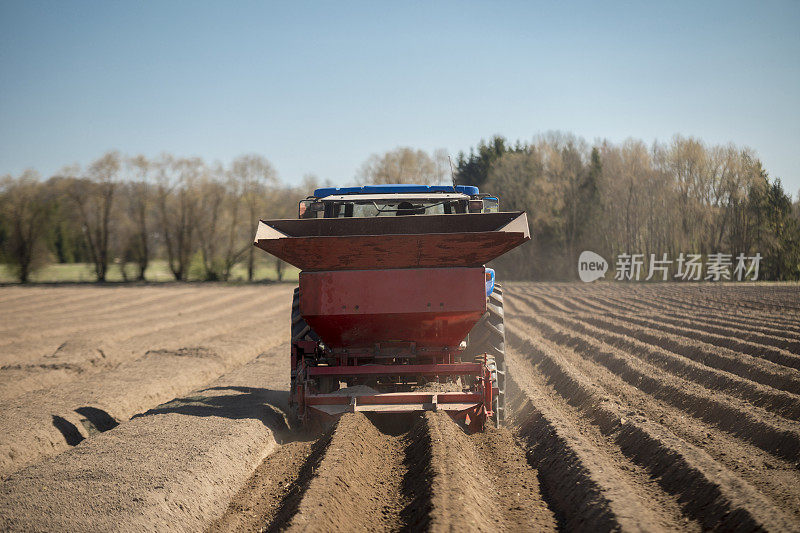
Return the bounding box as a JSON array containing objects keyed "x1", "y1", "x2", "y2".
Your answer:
[
  {"x1": 2, "y1": 133, "x2": 798, "y2": 282},
  {"x1": 0, "y1": 152, "x2": 314, "y2": 283},
  {"x1": 455, "y1": 133, "x2": 800, "y2": 281}
]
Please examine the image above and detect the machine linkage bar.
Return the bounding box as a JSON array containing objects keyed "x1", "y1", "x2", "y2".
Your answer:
[
  {"x1": 305, "y1": 362, "x2": 483, "y2": 377},
  {"x1": 305, "y1": 391, "x2": 482, "y2": 407}
]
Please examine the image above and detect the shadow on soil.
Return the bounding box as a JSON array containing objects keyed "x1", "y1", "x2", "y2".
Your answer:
[
  {"x1": 131, "y1": 387, "x2": 299, "y2": 443},
  {"x1": 52, "y1": 406, "x2": 122, "y2": 446},
  {"x1": 51, "y1": 415, "x2": 84, "y2": 446},
  {"x1": 75, "y1": 406, "x2": 119, "y2": 433}
]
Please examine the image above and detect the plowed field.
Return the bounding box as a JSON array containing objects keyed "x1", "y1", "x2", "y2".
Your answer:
[{"x1": 0, "y1": 283, "x2": 798, "y2": 531}]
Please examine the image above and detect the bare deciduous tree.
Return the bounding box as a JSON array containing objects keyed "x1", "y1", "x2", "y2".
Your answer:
[
  {"x1": 64, "y1": 152, "x2": 121, "y2": 281},
  {"x1": 264, "y1": 186, "x2": 298, "y2": 281},
  {"x1": 196, "y1": 163, "x2": 227, "y2": 280},
  {"x1": 0, "y1": 171, "x2": 52, "y2": 283},
  {"x1": 358, "y1": 147, "x2": 448, "y2": 185},
  {"x1": 122, "y1": 155, "x2": 152, "y2": 280},
  {"x1": 231, "y1": 154, "x2": 277, "y2": 281},
  {"x1": 155, "y1": 156, "x2": 203, "y2": 281}
]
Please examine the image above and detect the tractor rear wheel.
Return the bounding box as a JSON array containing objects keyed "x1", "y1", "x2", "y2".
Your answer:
[
  {"x1": 292, "y1": 287, "x2": 320, "y2": 345},
  {"x1": 291, "y1": 288, "x2": 337, "y2": 397},
  {"x1": 463, "y1": 284, "x2": 506, "y2": 426}
]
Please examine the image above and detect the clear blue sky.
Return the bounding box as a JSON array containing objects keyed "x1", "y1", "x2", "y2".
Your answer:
[{"x1": 1, "y1": 1, "x2": 798, "y2": 193}]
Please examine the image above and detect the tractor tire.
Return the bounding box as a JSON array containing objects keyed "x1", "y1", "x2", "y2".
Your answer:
[
  {"x1": 292, "y1": 287, "x2": 320, "y2": 344},
  {"x1": 463, "y1": 283, "x2": 506, "y2": 426},
  {"x1": 291, "y1": 288, "x2": 338, "y2": 396}
]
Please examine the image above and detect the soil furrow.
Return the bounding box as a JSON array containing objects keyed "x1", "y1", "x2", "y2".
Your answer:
[
  {"x1": 627, "y1": 290, "x2": 800, "y2": 329},
  {"x1": 532, "y1": 294, "x2": 579, "y2": 314},
  {"x1": 214, "y1": 410, "x2": 558, "y2": 532},
  {"x1": 614, "y1": 312, "x2": 800, "y2": 370},
  {"x1": 575, "y1": 310, "x2": 800, "y2": 396},
  {"x1": 3, "y1": 282, "x2": 799, "y2": 531},
  {"x1": 559, "y1": 294, "x2": 613, "y2": 314},
  {"x1": 664, "y1": 311, "x2": 800, "y2": 342},
  {"x1": 506, "y1": 354, "x2": 700, "y2": 532},
  {"x1": 556, "y1": 289, "x2": 800, "y2": 343},
  {"x1": 0, "y1": 347, "x2": 291, "y2": 532},
  {"x1": 511, "y1": 309, "x2": 800, "y2": 462},
  {"x1": 516, "y1": 291, "x2": 572, "y2": 316},
  {"x1": 212, "y1": 414, "x2": 423, "y2": 533},
  {"x1": 0, "y1": 287, "x2": 209, "y2": 337},
  {"x1": 514, "y1": 294, "x2": 800, "y2": 411},
  {"x1": 0, "y1": 288, "x2": 289, "y2": 400},
  {"x1": 0, "y1": 285, "x2": 196, "y2": 322},
  {"x1": 0, "y1": 288, "x2": 106, "y2": 316},
  {"x1": 633, "y1": 312, "x2": 800, "y2": 354},
  {"x1": 0, "y1": 308, "x2": 290, "y2": 478},
  {"x1": 576, "y1": 292, "x2": 800, "y2": 355},
  {"x1": 505, "y1": 317, "x2": 800, "y2": 530},
  {"x1": 422, "y1": 411, "x2": 556, "y2": 532},
  {"x1": 282, "y1": 413, "x2": 415, "y2": 532},
  {"x1": 0, "y1": 286, "x2": 270, "y2": 358},
  {"x1": 595, "y1": 291, "x2": 800, "y2": 341}
]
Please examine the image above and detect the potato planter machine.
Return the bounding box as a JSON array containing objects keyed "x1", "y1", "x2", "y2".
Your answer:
[{"x1": 254, "y1": 185, "x2": 529, "y2": 430}]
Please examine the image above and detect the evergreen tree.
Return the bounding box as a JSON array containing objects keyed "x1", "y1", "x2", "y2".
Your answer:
[{"x1": 455, "y1": 136, "x2": 514, "y2": 189}]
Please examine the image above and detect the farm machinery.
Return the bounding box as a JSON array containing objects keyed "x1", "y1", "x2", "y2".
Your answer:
[{"x1": 254, "y1": 184, "x2": 529, "y2": 430}]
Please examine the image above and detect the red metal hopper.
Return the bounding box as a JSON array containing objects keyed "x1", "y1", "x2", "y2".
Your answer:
[{"x1": 253, "y1": 211, "x2": 529, "y2": 271}]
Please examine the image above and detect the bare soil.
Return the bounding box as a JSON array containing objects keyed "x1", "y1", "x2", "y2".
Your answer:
[{"x1": 1, "y1": 283, "x2": 798, "y2": 531}]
